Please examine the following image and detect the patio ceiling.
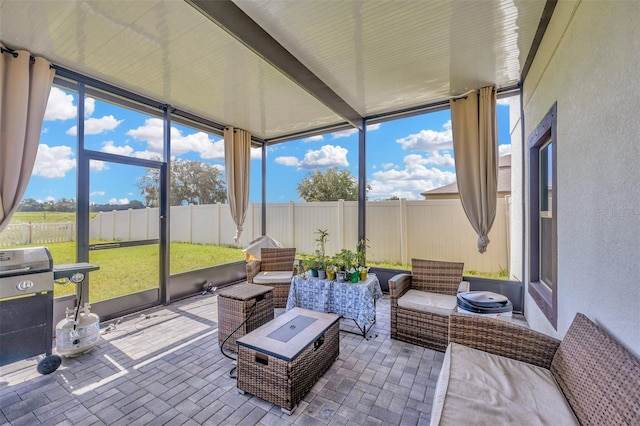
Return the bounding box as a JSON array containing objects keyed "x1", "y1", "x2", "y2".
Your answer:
[{"x1": 0, "y1": 0, "x2": 548, "y2": 142}]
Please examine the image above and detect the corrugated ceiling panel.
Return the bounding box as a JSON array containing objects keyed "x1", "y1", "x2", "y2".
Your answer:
[
  {"x1": 0, "y1": 0, "x2": 342, "y2": 140},
  {"x1": 235, "y1": 0, "x2": 546, "y2": 116},
  {"x1": 0, "y1": 0, "x2": 546, "y2": 139}
]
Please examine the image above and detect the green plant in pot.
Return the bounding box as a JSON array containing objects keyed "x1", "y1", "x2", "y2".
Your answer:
[
  {"x1": 356, "y1": 238, "x2": 369, "y2": 268},
  {"x1": 335, "y1": 249, "x2": 358, "y2": 282},
  {"x1": 325, "y1": 255, "x2": 337, "y2": 281},
  {"x1": 301, "y1": 253, "x2": 321, "y2": 277},
  {"x1": 312, "y1": 229, "x2": 330, "y2": 279},
  {"x1": 315, "y1": 229, "x2": 329, "y2": 258}
]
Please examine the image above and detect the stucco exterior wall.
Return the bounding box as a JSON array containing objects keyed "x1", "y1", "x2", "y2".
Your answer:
[
  {"x1": 508, "y1": 96, "x2": 523, "y2": 282},
  {"x1": 522, "y1": 0, "x2": 640, "y2": 357}
]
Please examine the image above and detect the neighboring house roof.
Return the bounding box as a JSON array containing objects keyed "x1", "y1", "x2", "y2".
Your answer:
[{"x1": 422, "y1": 155, "x2": 511, "y2": 199}]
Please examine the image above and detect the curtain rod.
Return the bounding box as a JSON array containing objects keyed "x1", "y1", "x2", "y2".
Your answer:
[
  {"x1": 1, "y1": 46, "x2": 54, "y2": 68},
  {"x1": 0, "y1": 46, "x2": 18, "y2": 57}
]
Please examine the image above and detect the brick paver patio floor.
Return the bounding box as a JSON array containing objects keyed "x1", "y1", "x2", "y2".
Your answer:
[{"x1": 1, "y1": 290, "x2": 443, "y2": 425}]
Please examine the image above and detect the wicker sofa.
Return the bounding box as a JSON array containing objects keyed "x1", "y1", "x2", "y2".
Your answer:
[
  {"x1": 430, "y1": 312, "x2": 640, "y2": 425},
  {"x1": 389, "y1": 259, "x2": 469, "y2": 351}
]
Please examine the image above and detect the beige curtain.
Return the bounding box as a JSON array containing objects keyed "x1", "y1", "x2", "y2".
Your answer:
[
  {"x1": 0, "y1": 45, "x2": 55, "y2": 232},
  {"x1": 450, "y1": 86, "x2": 498, "y2": 253},
  {"x1": 224, "y1": 126, "x2": 251, "y2": 244}
]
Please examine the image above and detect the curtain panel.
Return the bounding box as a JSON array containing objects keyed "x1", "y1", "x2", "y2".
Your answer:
[
  {"x1": 0, "y1": 45, "x2": 55, "y2": 233},
  {"x1": 450, "y1": 86, "x2": 498, "y2": 253},
  {"x1": 224, "y1": 127, "x2": 251, "y2": 244}
]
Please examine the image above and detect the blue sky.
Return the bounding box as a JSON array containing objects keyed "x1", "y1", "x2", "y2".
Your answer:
[{"x1": 26, "y1": 87, "x2": 512, "y2": 205}]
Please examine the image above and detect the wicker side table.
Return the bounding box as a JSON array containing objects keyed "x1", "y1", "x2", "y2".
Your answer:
[{"x1": 218, "y1": 283, "x2": 274, "y2": 352}]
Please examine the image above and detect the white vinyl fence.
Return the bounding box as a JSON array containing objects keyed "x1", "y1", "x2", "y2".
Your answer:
[
  {"x1": 87, "y1": 199, "x2": 510, "y2": 273},
  {"x1": 0, "y1": 222, "x2": 75, "y2": 246}
]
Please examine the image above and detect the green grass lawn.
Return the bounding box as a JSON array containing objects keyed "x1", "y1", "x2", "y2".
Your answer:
[
  {"x1": 15, "y1": 241, "x2": 244, "y2": 301},
  {"x1": 364, "y1": 260, "x2": 509, "y2": 280},
  {"x1": 9, "y1": 211, "x2": 97, "y2": 223}
]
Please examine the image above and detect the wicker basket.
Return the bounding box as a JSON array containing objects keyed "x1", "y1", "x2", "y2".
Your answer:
[{"x1": 217, "y1": 284, "x2": 274, "y2": 352}]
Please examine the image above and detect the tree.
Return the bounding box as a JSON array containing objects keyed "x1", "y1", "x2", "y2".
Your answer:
[
  {"x1": 18, "y1": 198, "x2": 44, "y2": 212},
  {"x1": 53, "y1": 198, "x2": 76, "y2": 212},
  {"x1": 297, "y1": 167, "x2": 368, "y2": 202},
  {"x1": 136, "y1": 160, "x2": 227, "y2": 207}
]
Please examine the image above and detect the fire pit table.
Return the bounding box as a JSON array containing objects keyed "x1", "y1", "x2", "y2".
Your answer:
[{"x1": 236, "y1": 307, "x2": 340, "y2": 414}]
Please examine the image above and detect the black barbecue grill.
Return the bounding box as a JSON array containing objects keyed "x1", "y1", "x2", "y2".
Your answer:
[{"x1": 0, "y1": 247, "x2": 61, "y2": 374}]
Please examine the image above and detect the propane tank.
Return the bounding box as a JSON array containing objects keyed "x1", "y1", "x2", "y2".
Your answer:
[{"x1": 55, "y1": 303, "x2": 100, "y2": 357}]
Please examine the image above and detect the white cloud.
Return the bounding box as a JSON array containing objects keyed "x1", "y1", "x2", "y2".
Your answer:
[
  {"x1": 90, "y1": 191, "x2": 105, "y2": 196},
  {"x1": 84, "y1": 98, "x2": 96, "y2": 117},
  {"x1": 331, "y1": 123, "x2": 381, "y2": 139},
  {"x1": 108, "y1": 198, "x2": 129, "y2": 205},
  {"x1": 422, "y1": 151, "x2": 455, "y2": 167},
  {"x1": 32, "y1": 144, "x2": 75, "y2": 178},
  {"x1": 90, "y1": 160, "x2": 109, "y2": 171},
  {"x1": 367, "y1": 153, "x2": 456, "y2": 200},
  {"x1": 497, "y1": 97, "x2": 511, "y2": 106},
  {"x1": 101, "y1": 141, "x2": 134, "y2": 157},
  {"x1": 270, "y1": 145, "x2": 349, "y2": 169},
  {"x1": 44, "y1": 88, "x2": 76, "y2": 121},
  {"x1": 97, "y1": 140, "x2": 160, "y2": 161},
  {"x1": 300, "y1": 145, "x2": 349, "y2": 169},
  {"x1": 275, "y1": 156, "x2": 300, "y2": 167},
  {"x1": 127, "y1": 118, "x2": 236, "y2": 161},
  {"x1": 67, "y1": 115, "x2": 123, "y2": 136},
  {"x1": 396, "y1": 120, "x2": 452, "y2": 151},
  {"x1": 44, "y1": 87, "x2": 95, "y2": 121},
  {"x1": 127, "y1": 118, "x2": 163, "y2": 149},
  {"x1": 303, "y1": 135, "x2": 324, "y2": 142},
  {"x1": 499, "y1": 144, "x2": 512, "y2": 156},
  {"x1": 331, "y1": 128, "x2": 358, "y2": 139},
  {"x1": 251, "y1": 147, "x2": 262, "y2": 160}
]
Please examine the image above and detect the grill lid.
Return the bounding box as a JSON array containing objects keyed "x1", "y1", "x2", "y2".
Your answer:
[{"x1": 0, "y1": 247, "x2": 53, "y2": 276}]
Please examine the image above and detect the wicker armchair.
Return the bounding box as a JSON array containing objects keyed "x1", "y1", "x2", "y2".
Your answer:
[
  {"x1": 246, "y1": 247, "x2": 296, "y2": 308},
  {"x1": 389, "y1": 258, "x2": 468, "y2": 351}
]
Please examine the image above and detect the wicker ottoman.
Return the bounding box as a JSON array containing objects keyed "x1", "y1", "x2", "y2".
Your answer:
[
  {"x1": 236, "y1": 308, "x2": 340, "y2": 414},
  {"x1": 217, "y1": 283, "x2": 274, "y2": 352}
]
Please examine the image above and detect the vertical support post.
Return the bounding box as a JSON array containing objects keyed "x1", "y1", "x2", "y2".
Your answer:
[
  {"x1": 358, "y1": 121, "x2": 367, "y2": 243},
  {"x1": 159, "y1": 105, "x2": 171, "y2": 305},
  {"x1": 76, "y1": 82, "x2": 91, "y2": 302},
  {"x1": 262, "y1": 142, "x2": 267, "y2": 236}
]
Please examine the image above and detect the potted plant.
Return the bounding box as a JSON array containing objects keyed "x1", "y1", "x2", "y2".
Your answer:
[
  {"x1": 356, "y1": 238, "x2": 369, "y2": 268},
  {"x1": 315, "y1": 229, "x2": 329, "y2": 258},
  {"x1": 357, "y1": 265, "x2": 370, "y2": 281},
  {"x1": 335, "y1": 249, "x2": 358, "y2": 282},
  {"x1": 301, "y1": 252, "x2": 323, "y2": 278},
  {"x1": 325, "y1": 255, "x2": 337, "y2": 281},
  {"x1": 316, "y1": 253, "x2": 327, "y2": 280}
]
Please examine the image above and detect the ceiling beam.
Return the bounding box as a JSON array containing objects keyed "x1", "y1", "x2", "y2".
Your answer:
[{"x1": 186, "y1": 0, "x2": 364, "y2": 130}]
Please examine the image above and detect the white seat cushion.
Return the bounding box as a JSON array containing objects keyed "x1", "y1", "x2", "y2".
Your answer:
[
  {"x1": 397, "y1": 289, "x2": 457, "y2": 316},
  {"x1": 253, "y1": 270, "x2": 293, "y2": 284},
  {"x1": 430, "y1": 343, "x2": 579, "y2": 426}
]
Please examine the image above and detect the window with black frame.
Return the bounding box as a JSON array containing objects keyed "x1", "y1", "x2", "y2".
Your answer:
[{"x1": 528, "y1": 103, "x2": 557, "y2": 328}]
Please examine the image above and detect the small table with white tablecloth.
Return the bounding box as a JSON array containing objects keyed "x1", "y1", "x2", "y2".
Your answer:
[{"x1": 285, "y1": 274, "x2": 382, "y2": 337}]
